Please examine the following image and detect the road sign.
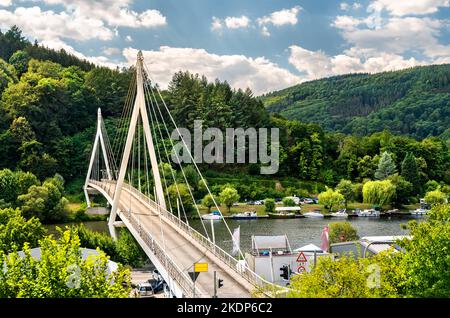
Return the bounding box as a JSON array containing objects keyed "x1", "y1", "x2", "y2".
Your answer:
[
  {"x1": 297, "y1": 266, "x2": 306, "y2": 274},
  {"x1": 296, "y1": 252, "x2": 307, "y2": 263},
  {"x1": 194, "y1": 262, "x2": 209, "y2": 272},
  {"x1": 188, "y1": 272, "x2": 200, "y2": 282}
]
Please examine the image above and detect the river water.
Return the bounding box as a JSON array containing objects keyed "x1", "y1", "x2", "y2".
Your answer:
[
  {"x1": 189, "y1": 216, "x2": 415, "y2": 253},
  {"x1": 45, "y1": 216, "x2": 418, "y2": 254}
]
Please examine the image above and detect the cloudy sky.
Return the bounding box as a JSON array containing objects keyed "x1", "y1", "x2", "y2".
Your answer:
[{"x1": 1, "y1": 0, "x2": 450, "y2": 94}]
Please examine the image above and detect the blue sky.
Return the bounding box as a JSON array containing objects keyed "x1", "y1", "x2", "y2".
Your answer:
[{"x1": 0, "y1": 0, "x2": 449, "y2": 94}]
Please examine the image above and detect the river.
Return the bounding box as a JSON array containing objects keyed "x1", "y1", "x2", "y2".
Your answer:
[{"x1": 45, "y1": 216, "x2": 417, "y2": 254}]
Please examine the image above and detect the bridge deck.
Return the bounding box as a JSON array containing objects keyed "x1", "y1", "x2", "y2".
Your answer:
[{"x1": 91, "y1": 181, "x2": 253, "y2": 298}]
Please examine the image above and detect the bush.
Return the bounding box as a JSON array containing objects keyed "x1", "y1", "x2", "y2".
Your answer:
[
  {"x1": 329, "y1": 221, "x2": 359, "y2": 244},
  {"x1": 265, "y1": 198, "x2": 275, "y2": 212}
]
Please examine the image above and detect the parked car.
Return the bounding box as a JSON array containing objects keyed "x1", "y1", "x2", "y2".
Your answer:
[{"x1": 136, "y1": 282, "x2": 155, "y2": 297}]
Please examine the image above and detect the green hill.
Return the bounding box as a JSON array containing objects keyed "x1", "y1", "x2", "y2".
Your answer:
[{"x1": 261, "y1": 64, "x2": 450, "y2": 139}]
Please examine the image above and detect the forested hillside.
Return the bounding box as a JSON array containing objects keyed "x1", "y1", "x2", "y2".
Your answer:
[
  {"x1": 0, "y1": 26, "x2": 449, "y2": 211},
  {"x1": 262, "y1": 65, "x2": 450, "y2": 139}
]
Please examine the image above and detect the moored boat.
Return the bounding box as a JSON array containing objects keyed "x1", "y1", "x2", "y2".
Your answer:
[
  {"x1": 330, "y1": 210, "x2": 348, "y2": 218},
  {"x1": 303, "y1": 211, "x2": 324, "y2": 218},
  {"x1": 267, "y1": 211, "x2": 296, "y2": 219},
  {"x1": 357, "y1": 209, "x2": 380, "y2": 217},
  {"x1": 201, "y1": 211, "x2": 223, "y2": 220},
  {"x1": 232, "y1": 211, "x2": 258, "y2": 219},
  {"x1": 410, "y1": 208, "x2": 428, "y2": 216}
]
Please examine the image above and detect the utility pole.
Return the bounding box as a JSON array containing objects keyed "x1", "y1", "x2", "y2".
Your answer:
[{"x1": 213, "y1": 271, "x2": 218, "y2": 298}]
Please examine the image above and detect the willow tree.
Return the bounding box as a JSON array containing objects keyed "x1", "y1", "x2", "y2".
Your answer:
[{"x1": 363, "y1": 180, "x2": 396, "y2": 207}]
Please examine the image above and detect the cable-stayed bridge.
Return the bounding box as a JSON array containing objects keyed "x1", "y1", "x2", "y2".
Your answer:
[{"x1": 83, "y1": 51, "x2": 276, "y2": 298}]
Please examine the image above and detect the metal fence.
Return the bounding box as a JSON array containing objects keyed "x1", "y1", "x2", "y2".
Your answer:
[{"x1": 91, "y1": 179, "x2": 276, "y2": 294}]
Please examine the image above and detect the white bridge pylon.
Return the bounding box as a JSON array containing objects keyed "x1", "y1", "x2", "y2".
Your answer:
[
  {"x1": 84, "y1": 108, "x2": 112, "y2": 208},
  {"x1": 108, "y1": 51, "x2": 167, "y2": 238}
]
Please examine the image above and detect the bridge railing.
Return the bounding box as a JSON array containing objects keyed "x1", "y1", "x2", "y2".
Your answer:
[
  {"x1": 98, "y1": 179, "x2": 275, "y2": 292},
  {"x1": 89, "y1": 180, "x2": 205, "y2": 298}
]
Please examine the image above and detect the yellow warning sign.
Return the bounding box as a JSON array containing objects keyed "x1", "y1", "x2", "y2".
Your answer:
[{"x1": 194, "y1": 263, "x2": 208, "y2": 272}]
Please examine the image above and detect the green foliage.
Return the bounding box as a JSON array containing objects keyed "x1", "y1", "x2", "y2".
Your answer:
[
  {"x1": 0, "y1": 57, "x2": 17, "y2": 94},
  {"x1": 285, "y1": 204, "x2": 450, "y2": 298},
  {"x1": 262, "y1": 64, "x2": 450, "y2": 140},
  {"x1": 282, "y1": 197, "x2": 296, "y2": 207},
  {"x1": 329, "y1": 221, "x2": 359, "y2": 244},
  {"x1": 318, "y1": 188, "x2": 344, "y2": 211},
  {"x1": 363, "y1": 180, "x2": 396, "y2": 207},
  {"x1": 0, "y1": 168, "x2": 18, "y2": 203},
  {"x1": 264, "y1": 198, "x2": 275, "y2": 212},
  {"x1": 401, "y1": 152, "x2": 420, "y2": 193},
  {"x1": 0, "y1": 228, "x2": 131, "y2": 298},
  {"x1": 219, "y1": 187, "x2": 240, "y2": 212},
  {"x1": 9, "y1": 50, "x2": 30, "y2": 76},
  {"x1": 76, "y1": 225, "x2": 146, "y2": 268},
  {"x1": 0, "y1": 208, "x2": 46, "y2": 253},
  {"x1": 375, "y1": 151, "x2": 397, "y2": 180},
  {"x1": 388, "y1": 174, "x2": 413, "y2": 207},
  {"x1": 287, "y1": 254, "x2": 398, "y2": 298},
  {"x1": 395, "y1": 204, "x2": 450, "y2": 297},
  {"x1": 335, "y1": 179, "x2": 354, "y2": 207},
  {"x1": 201, "y1": 194, "x2": 219, "y2": 212},
  {"x1": 424, "y1": 190, "x2": 448, "y2": 206},
  {"x1": 167, "y1": 183, "x2": 193, "y2": 214},
  {"x1": 18, "y1": 174, "x2": 69, "y2": 223},
  {"x1": 424, "y1": 180, "x2": 441, "y2": 193}
]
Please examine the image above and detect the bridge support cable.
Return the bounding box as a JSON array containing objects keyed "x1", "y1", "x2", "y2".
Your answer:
[
  {"x1": 111, "y1": 71, "x2": 137, "y2": 173},
  {"x1": 143, "y1": 77, "x2": 212, "y2": 240},
  {"x1": 143, "y1": 89, "x2": 175, "y2": 215},
  {"x1": 142, "y1": 63, "x2": 247, "y2": 262},
  {"x1": 143, "y1": 80, "x2": 215, "y2": 235},
  {"x1": 109, "y1": 51, "x2": 167, "y2": 237},
  {"x1": 144, "y1": 84, "x2": 191, "y2": 226}
]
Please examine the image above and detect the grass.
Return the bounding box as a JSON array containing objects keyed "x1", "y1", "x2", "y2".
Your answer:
[{"x1": 197, "y1": 204, "x2": 266, "y2": 217}]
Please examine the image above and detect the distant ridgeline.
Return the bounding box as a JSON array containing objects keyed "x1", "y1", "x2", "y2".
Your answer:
[
  {"x1": 0, "y1": 26, "x2": 449, "y2": 189},
  {"x1": 261, "y1": 64, "x2": 450, "y2": 140},
  {"x1": 0, "y1": 26, "x2": 95, "y2": 71}
]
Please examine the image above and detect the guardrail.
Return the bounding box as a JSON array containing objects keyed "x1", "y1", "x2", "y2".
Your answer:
[
  {"x1": 89, "y1": 180, "x2": 204, "y2": 298},
  {"x1": 94, "y1": 179, "x2": 275, "y2": 292}
]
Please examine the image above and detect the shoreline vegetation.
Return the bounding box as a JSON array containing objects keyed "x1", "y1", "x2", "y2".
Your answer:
[{"x1": 0, "y1": 26, "x2": 448, "y2": 298}]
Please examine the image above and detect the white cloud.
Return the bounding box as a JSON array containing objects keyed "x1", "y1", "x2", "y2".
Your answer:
[
  {"x1": 257, "y1": 6, "x2": 301, "y2": 36},
  {"x1": 289, "y1": 45, "x2": 422, "y2": 80},
  {"x1": 125, "y1": 35, "x2": 133, "y2": 42},
  {"x1": 334, "y1": 15, "x2": 450, "y2": 59},
  {"x1": 40, "y1": 0, "x2": 167, "y2": 28},
  {"x1": 41, "y1": 38, "x2": 124, "y2": 69},
  {"x1": 368, "y1": 0, "x2": 450, "y2": 16},
  {"x1": 332, "y1": 15, "x2": 364, "y2": 30},
  {"x1": 0, "y1": 6, "x2": 114, "y2": 41},
  {"x1": 340, "y1": 3, "x2": 350, "y2": 11},
  {"x1": 224, "y1": 16, "x2": 250, "y2": 29},
  {"x1": 0, "y1": 0, "x2": 11, "y2": 7},
  {"x1": 353, "y1": 3, "x2": 362, "y2": 9},
  {"x1": 103, "y1": 47, "x2": 121, "y2": 56},
  {"x1": 257, "y1": 6, "x2": 301, "y2": 27},
  {"x1": 123, "y1": 47, "x2": 300, "y2": 95},
  {"x1": 211, "y1": 16, "x2": 223, "y2": 31},
  {"x1": 211, "y1": 16, "x2": 250, "y2": 31}
]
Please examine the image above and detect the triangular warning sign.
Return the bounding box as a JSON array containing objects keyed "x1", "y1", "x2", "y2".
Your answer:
[
  {"x1": 188, "y1": 272, "x2": 200, "y2": 282},
  {"x1": 296, "y1": 252, "x2": 307, "y2": 263}
]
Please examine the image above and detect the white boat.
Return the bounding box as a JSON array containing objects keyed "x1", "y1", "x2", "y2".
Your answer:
[
  {"x1": 201, "y1": 211, "x2": 223, "y2": 220},
  {"x1": 232, "y1": 211, "x2": 258, "y2": 219},
  {"x1": 357, "y1": 209, "x2": 380, "y2": 217},
  {"x1": 330, "y1": 211, "x2": 348, "y2": 218},
  {"x1": 410, "y1": 208, "x2": 428, "y2": 216},
  {"x1": 303, "y1": 212, "x2": 324, "y2": 218}
]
